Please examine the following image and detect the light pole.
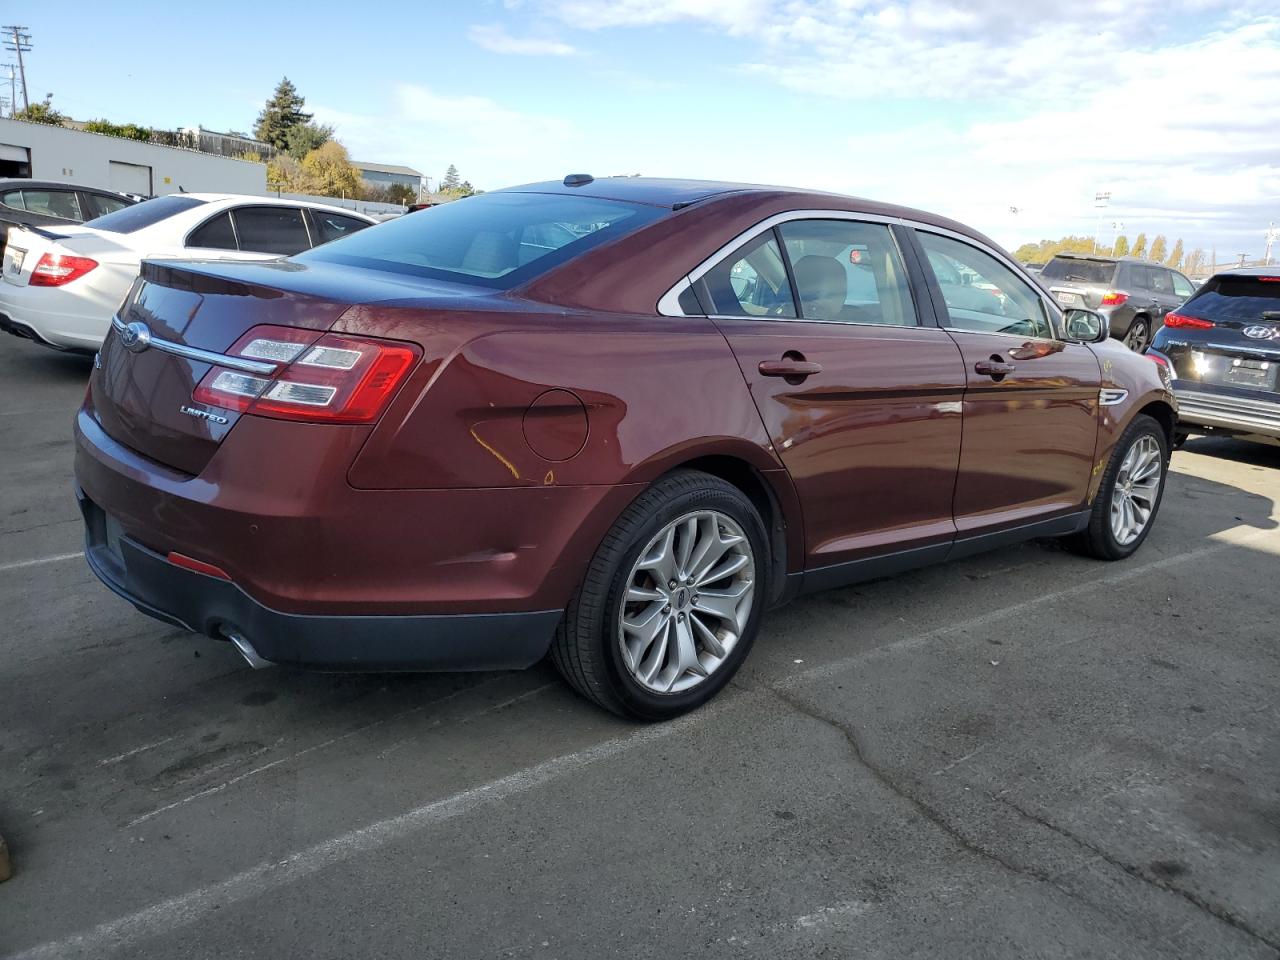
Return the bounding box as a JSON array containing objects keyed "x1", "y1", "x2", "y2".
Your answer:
[
  {"x1": 1092, "y1": 191, "x2": 1111, "y2": 253},
  {"x1": 1265, "y1": 222, "x2": 1278, "y2": 266}
]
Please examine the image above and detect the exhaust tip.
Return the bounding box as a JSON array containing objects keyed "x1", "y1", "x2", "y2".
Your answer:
[{"x1": 225, "y1": 631, "x2": 274, "y2": 670}]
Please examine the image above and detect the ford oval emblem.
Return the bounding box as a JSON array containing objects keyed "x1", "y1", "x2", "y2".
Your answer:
[
  {"x1": 119, "y1": 321, "x2": 152, "y2": 353},
  {"x1": 1242, "y1": 325, "x2": 1275, "y2": 340}
]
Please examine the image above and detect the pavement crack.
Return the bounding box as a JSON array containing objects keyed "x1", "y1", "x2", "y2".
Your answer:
[
  {"x1": 993, "y1": 792, "x2": 1280, "y2": 954},
  {"x1": 761, "y1": 684, "x2": 1072, "y2": 889}
]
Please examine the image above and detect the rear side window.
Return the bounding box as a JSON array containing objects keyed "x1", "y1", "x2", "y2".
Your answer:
[
  {"x1": 86, "y1": 194, "x2": 206, "y2": 234},
  {"x1": 309, "y1": 210, "x2": 370, "y2": 245},
  {"x1": 696, "y1": 231, "x2": 796, "y2": 319},
  {"x1": 187, "y1": 212, "x2": 238, "y2": 251},
  {"x1": 1040, "y1": 258, "x2": 1114, "y2": 285},
  {"x1": 299, "y1": 192, "x2": 663, "y2": 288},
  {"x1": 778, "y1": 220, "x2": 917, "y2": 326},
  {"x1": 18, "y1": 190, "x2": 82, "y2": 221},
  {"x1": 1148, "y1": 267, "x2": 1173, "y2": 295},
  {"x1": 0, "y1": 190, "x2": 24, "y2": 209},
  {"x1": 1182, "y1": 276, "x2": 1280, "y2": 322},
  {"x1": 82, "y1": 193, "x2": 131, "y2": 219},
  {"x1": 232, "y1": 206, "x2": 311, "y2": 255}
]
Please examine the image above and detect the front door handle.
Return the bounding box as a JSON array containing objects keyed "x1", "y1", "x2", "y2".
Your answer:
[
  {"x1": 974, "y1": 359, "x2": 1016, "y2": 378},
  {"x1": 759, "y1": 355, "x2": 822, "y2": 382}
]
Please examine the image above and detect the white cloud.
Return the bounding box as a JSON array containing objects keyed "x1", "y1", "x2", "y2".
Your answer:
[{"x1": 469, "y1": 23, "x2": 577, "y2": 56}]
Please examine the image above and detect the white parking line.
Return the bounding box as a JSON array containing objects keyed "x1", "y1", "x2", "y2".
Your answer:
[
  {"x1": 8, "y1": 523, "x2": 1277, "y2": 960},
  {"x1": 0, "y1": 551, "x2": 81, "y2": 574},
  {"x1": 6, "y1": 704, "x2": 723, "y2": 960}
]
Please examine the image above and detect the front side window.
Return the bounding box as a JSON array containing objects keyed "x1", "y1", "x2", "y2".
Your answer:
[
  {"x1": 231, "y1": 206, "x2": 311, "y2": 255},
  {"x1": 778, "y1": 220, "x2": 916, "y2": 326},
  {"x1": 1148, "y1": 267, "x2": 1173, "y2": 295},
  {"x1": 309, "y1": 211, "x2": 371, "y2": 246},
  {"x1": 918, "y1": 232, "x2": 1052, "y2": 339},
  {"x1": 20, "y1": 190, "x2": 82, "y2": 221},
  {"x1": 300, "y1": 192, "x2": 663, "y2": 288},
  {"x1": 1171, "y1": 272, "x2": 1194, "y2": 299},
  {"x1": 695, "y1": 231, "x2": 796, "y2": 318},
  {"x1": 82, "y1": 193, "x2": 130, "y2": 219}
]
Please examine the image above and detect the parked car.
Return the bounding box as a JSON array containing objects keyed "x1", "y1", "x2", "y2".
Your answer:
[
  {"x1": 1147, "y1": 267, "x2": 1280, "y2": 447},
  {"x1": 1041, "y1": 254, "x2": 1197, "y2": 352},
  {"x1": 74, "y1": 176, "x2": 1175, "y2": 720},
  {"x1": 0, "y1": 194, "x2": 376, "y2": 352},
  {"x1": 1022, "y1": 262, "x2": 1045, "y2": 275},
  {"x1": 0, "y1": 178, "x2": 138, "y2": 259}
]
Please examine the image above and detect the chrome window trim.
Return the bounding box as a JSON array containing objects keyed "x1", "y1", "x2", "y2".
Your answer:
[
  {"x1": 658, "y1": 208, "x2": 1065, "y2": 338},
  {"x1": 109, "y1": 316, "x2": 279, "y2": 375}
]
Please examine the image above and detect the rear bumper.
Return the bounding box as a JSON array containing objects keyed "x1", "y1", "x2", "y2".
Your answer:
[
  {"x1": 1173, "y1": 383, "x2": 1280, "y2": 439},
  {"x1": 0, "y1": 279, "x2": 116, "y2": 351},
  {"x1": 78, "y1": 489, "x2": 563, "y2": 670}
]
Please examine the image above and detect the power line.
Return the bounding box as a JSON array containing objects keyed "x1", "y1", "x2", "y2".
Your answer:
[{"x1": 2, "y1": 26, "x2": 31, "y2": 112}]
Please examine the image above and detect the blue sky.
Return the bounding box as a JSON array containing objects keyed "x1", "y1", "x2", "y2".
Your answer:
[{"x1": 26, "y1": 1, "x2": 1280, "y2": 260}]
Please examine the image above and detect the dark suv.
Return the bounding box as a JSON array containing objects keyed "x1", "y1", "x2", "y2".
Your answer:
[
  {"x1": 1041, "y1": 254, "x2": 1196, "y2": 352},
  {"x1": 0, "y1": 178, "x2": 137, "y2": 258}
]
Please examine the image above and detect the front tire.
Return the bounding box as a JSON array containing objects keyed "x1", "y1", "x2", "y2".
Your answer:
[
  {"x1": 1066, "y1": 414, "x2": 1168, "y2": 560},
  {"x1": 551, "y1": 470, "x2": 769, "y2": 721}
]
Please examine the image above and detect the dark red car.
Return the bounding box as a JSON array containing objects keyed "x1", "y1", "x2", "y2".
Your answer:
[{"x1": 75, "y1": 176, "x2": 1175, "y2": 720}]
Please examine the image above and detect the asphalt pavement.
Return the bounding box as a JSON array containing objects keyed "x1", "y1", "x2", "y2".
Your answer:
[{"x1": 1, "y1": 335, "x2": 1277, "y2": 959}]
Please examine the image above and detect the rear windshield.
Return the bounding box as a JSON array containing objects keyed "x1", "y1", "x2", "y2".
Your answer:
[
  {"x1": 1183, "y1": 275, "x2": 1280, "y2": 321},
  {"x1": 1040, "y1": 257, "x2": 1115, "y2": 284},
  {"x1": 85, "y1": 195, "x2": 207, "y2": 234},
  {"x1": 298, "y1": 191, "x2": 664, "y2": 288}
]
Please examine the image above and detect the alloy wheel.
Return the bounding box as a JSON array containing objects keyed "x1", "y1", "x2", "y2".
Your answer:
[
  {"x1": 617, "y1": 510, "x2": 755, "y2": 695},
  {"x1": 1110, "y1": 435, "x2": 1162, "y2": 546},
  {"x1": 1123, "y1": 320, "x2": 1150, "y2": 352}
]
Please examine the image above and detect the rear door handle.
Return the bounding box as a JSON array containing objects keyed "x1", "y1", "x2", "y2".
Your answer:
[
  {"x1": 759, "y1": 358, "x2": 822, "y2": 380},
  {"x1": 974, "y1": 359, "x2": 1016, "y2": 377}
]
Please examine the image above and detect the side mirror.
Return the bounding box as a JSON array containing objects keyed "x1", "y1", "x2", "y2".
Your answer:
[{"x1": 1063, "y1": 308, "x2": 1108, "y2": 343}]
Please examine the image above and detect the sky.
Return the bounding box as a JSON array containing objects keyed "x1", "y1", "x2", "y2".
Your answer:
[{"x1": 18, "y1": 0, "x2": 1280, "y2": 259}]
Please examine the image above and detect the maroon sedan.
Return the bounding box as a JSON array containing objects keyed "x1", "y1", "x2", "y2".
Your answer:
[{"x1": 75, "y1": 176, "x2": 1175, "y2": 719}]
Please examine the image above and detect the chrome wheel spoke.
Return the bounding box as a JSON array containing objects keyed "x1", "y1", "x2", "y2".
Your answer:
[{"x1": 617, "y1": 508, "x2": 755, "y2": 695}]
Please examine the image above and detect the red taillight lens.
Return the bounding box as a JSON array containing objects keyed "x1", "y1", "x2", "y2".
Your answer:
[
  {"x1": 167, "y1": 552, "x2": 231, "y2": 580},
  {"x1": 29, "y1": 252, "x2": 99, "y2": 286},
  {"x1": 192, "y1": 325, "x2": 419, "y2": 424},
  {"x1": 1100, "y1": 290, "x2": 1128, "y2": 306},
  {"x1": 1146, "y1": 351, "x2": 1169, "y2": 367},
  {"x1": 1164, "y1": 311, "x2": 1214, "y2": 329}
]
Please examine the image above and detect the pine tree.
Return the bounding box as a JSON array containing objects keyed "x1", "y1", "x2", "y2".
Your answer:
[
  {"x1": 254, "y1": 77, "x2": 314, "y2": 151},
  {"x1": 440, "y1": 164, "x2": 461, "y2": 191},
  {"x1": 1112, "y1": 235, "x2": 1130, "y2": 257},
  {"x1": 1131, "y1": 233, "x2": 1148, "y2": 260},
  {"x1": 1149, "y1": 235, "x2": 1168, "y2": 264},
  {"x1": 1167, "y1": 239, "x2": 1184, "y2": 270}
]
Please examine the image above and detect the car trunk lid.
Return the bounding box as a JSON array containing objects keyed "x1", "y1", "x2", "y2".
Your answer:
[{"x1": 89, "y1": 258, "x2": 493, "y2": 476}]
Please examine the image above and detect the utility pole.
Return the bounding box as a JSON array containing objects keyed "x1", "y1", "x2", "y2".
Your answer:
[
  {"x1": 2, "y1": 27, "x2": 30, "y2": 112},
  {"x1": 1265, "y1": 222, "x2": 1278, "y2": 267}
]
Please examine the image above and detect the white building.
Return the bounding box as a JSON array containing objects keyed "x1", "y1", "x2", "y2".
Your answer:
[{"x1": 0, "y1": 118, "x2": 266, "y2": 196}]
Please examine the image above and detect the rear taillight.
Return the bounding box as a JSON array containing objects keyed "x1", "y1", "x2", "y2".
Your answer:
[
  {"x1": 29, "y1": 252, "x2": 99, "y2": 286},
  {"x1": 1100, "y1": 290, "x2": 1128, "y2": 306},
  {"x1": 1164, "y1": 312, "x2": 1214, "y2": 329},
  {"x1": 192, "y1": 325, "x2": 419, "y2": 424}
]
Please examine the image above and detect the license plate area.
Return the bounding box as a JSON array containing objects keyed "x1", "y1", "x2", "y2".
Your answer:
[
  {"x1": 5, "y1": 245, "x2": 25, "y2": 275},
  {"x1": 1054, "y1": 290, "x2": 1081, "y2": 307},
  {"x1": 1225, "y1": 358, "x2": 1276, "y2": 391}
]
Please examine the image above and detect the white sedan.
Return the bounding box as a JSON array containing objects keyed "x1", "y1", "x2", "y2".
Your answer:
[{"x1": 0, "y1": 194, "x2": 376, "y2": 352}]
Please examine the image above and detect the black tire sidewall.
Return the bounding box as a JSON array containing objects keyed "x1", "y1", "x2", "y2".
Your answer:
[{"x1": 593, "y1": 480, "x2": 769, "y2": 720}]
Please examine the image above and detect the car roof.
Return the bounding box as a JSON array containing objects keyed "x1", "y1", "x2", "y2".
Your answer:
[
  {"x1": 498, "y1": 175, "x2": 987, "y2": 239},
  {"x1": 1212, "y1": 266, "x2": 1280, "y2": 278},
  {"x1": 168, "y1": 194, "x2": 377, "y2": 221},
  {"x1": 0, "y1": 178, "x2": 127, "y2": 195},
  {"x1": 1052, "y1": 253, "x2": 1162, "y2": 264}
]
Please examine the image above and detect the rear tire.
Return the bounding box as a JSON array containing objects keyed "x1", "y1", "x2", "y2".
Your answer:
[
  {"x1": 1065, "y1": 414, "x2": 1168, "y2": 560},
  {"x1": 1122, "y1": 316, "x2": 1151, "y2": 352},
  {"x1": 551, "y1": 470, "x2": 769, "y2": 721}
]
